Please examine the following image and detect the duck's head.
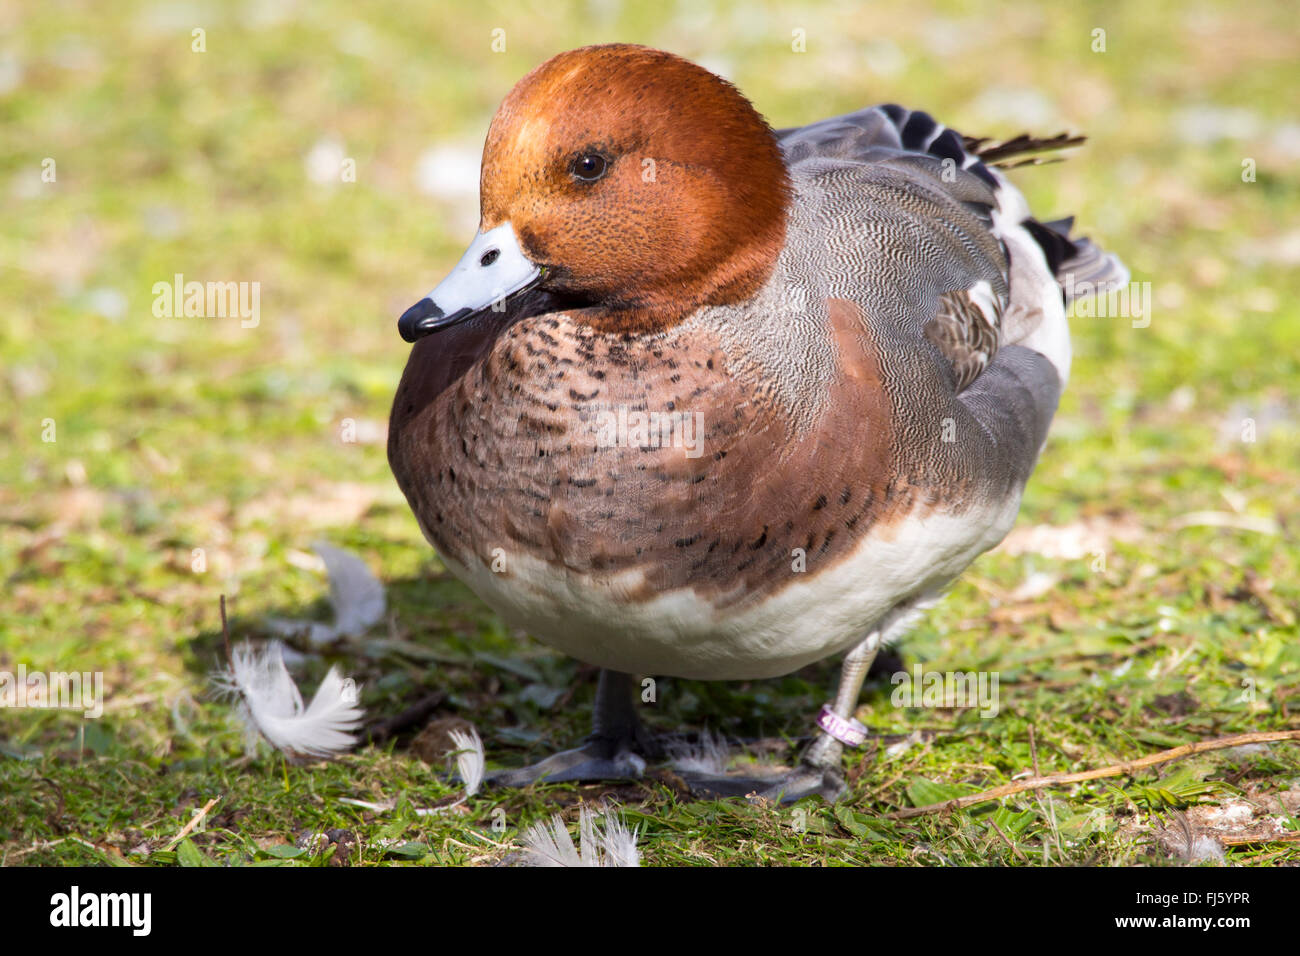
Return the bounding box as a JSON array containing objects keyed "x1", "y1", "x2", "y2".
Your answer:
[{"x1": 398, "y1": 44, "x2": 792, "y2": 342}]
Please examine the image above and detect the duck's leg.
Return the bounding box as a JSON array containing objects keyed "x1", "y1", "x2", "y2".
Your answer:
[
  {"x1": 763, "y1": 631, "x2": 883, "y2": 802},
  {"x1": 678, "y1": 632, "x2": 883, "y2": 803},
  {"x1": 487, "y1": 669, "x2": 654, "y2": 787}
]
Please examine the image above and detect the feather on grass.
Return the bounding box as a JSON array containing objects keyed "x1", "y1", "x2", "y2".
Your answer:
[
  {"x1": 448, "y1": 726, "x2": 484, "y2": 797},
  {"x1": 339, "y1": 723, "x2": 485, "y2": 814},
  {"x1": 667, "y1": 728, "x2": 730, "y2": 775},
  {"x1": 266, "y1": 542, "x2": 386, "y2": 646},
  {"x1": 519, "y1": 806, "x2": 640, "y2": 867},
  {"x1": 214, "y1": 640, "x2": 363, "y2": 758}
]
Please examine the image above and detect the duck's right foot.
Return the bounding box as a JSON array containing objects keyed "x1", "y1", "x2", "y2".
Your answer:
[
  {"x1": 486, "y1": 735, "x2": 648, "y2": 787},
  {"x1": 486, "y1": 669, "x2": 655, "y2": 788}
]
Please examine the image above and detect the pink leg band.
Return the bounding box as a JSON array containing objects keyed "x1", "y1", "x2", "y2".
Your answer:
[{"x1": 817, "y1": 704, "x2": 868, "y2": 748}]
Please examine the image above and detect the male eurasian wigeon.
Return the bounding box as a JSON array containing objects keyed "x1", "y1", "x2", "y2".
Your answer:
[{"x1": 388, "y1": 44, "x2": 1125, "y2": 800}]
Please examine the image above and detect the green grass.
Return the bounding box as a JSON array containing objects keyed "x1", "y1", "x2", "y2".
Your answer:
[{"x1": 2, "y1": 0, "x2": 1298, "y2": 866}]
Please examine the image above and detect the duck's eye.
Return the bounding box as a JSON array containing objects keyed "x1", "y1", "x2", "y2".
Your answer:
[{"x1": 570, "y1": 153, "x2": 609, "y2": 182}]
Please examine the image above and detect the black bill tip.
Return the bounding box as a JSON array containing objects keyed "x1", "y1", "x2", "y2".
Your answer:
[
  {"x1": 398, "y1": 298, "x2": 440, "y2": 342},
  {"x1": 397, "y1": 298, "x2": 473, "y2": 343}
]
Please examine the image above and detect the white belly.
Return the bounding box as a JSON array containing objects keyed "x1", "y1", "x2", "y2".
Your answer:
[{"x1": 432, "y1": 495, "x2": 1021, "y2": 680}]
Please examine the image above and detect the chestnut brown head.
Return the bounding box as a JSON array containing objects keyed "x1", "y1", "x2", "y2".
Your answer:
[{"x1": 398, "y1": 44, "x2": 792, "y2": 341}]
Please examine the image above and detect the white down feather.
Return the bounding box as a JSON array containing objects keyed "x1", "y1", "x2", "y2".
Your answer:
[{"x1": 215, "y1": 640, "x2": 364, "y2": 758}]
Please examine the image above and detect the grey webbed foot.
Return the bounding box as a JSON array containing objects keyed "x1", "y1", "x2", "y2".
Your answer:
[
  {"x1": 487, "y1": 735, "x2": 648, "y2": 787},
  {"x1": 486, "y1": 669, "x2": 654, "y2": 788},
  {"x1": 675, "y1": 763, "x2": 846, "y2": 803},
  {"x1": 676, "y1": 731, "x2": 848, "y2": 803}
]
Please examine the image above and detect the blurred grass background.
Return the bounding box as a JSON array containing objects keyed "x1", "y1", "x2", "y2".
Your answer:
[{"x1": 1, "y1": 0, "x2": 1298, "y2": 866}]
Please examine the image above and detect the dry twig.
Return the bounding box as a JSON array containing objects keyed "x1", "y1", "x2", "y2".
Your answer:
[
  {"x1": 888, "y1": 730, "x2": 1300, "y2": 820},
  {"x1": 164, "y1": 796, "x2": 221, "y2": 851}
]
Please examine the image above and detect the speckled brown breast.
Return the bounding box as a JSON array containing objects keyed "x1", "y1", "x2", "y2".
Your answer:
[{"x1": 386, "y1": 295, "x2": 951, "y2": 611}]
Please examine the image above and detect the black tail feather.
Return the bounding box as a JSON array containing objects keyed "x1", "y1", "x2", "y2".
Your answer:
[
  {"x1": 962, "y1": 131, "x2": 1086, "y2": 167},
  {"x1": 1021, "y1": 217, "x2": 1080, "y2": 276}
]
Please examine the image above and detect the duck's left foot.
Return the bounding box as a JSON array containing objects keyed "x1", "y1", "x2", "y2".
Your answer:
[{"x1": 675, "y1": 720, "x2": 851, "y2": 803}]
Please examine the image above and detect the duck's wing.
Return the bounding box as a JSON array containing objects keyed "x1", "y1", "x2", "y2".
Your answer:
[
  {"x1": 769, "y1": 106, "x2": 1121, "y2": 508},
  {"x1": 778, "y1": 105, "x2": 1126, "y2": 398}
]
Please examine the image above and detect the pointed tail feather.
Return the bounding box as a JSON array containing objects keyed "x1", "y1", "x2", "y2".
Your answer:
[{"x1": 962, "y1": 131, "x2": 1087, "y2": 167}]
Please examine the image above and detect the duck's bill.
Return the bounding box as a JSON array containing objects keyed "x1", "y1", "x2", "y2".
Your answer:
[{"x1": 397, "y1": 222, "x2": 544, "y2": 342}]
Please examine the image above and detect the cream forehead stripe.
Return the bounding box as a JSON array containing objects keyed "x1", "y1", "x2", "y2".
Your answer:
[{"x1": 511, "y1": 115, "x2": 548, "y2": 154}]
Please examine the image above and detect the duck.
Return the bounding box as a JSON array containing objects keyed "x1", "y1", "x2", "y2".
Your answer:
[{"x1": 388, "y1": 43, "x2": 1126, "y2": 801}]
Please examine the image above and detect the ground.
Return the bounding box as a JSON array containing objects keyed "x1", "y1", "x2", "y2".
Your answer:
[{"x1": 2, "y1": 0, "x2": 1298, "y2": 866}]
